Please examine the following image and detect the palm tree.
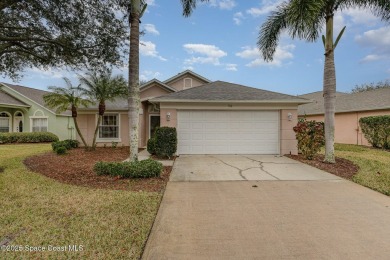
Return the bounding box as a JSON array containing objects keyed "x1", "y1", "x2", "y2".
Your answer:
[
  {"x1": 125, "y1": 0, "x2": 148, "y2": 162},
  {"x1": 79, "y1": 69, "x2": 127, "y2": 149},
  {"x1": 43, "y1": 78, "x2": 92, "y2": 149},
  {"x1": 257, "y1": 0, "x2": 389, "y2": 163}
]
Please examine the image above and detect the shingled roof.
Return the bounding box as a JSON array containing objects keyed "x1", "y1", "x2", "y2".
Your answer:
[
  {"x1": 151, "y1": 81, "x2": 310, "y2": 103},
  {"x1": 298, "y1": 88, "x2": 390, "y2": 115},
  {"x1": 1, "y1": 83, "x2": 71, "y2": 116},
  {"x1": 0, "y1": 89, "x2": 30, "y2": 107}
]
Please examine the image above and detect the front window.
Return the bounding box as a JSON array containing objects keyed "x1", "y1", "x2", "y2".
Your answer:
[
  {"x1": 0, "y1": 112, "x2": 10, "y2": 132},
  {"x1": 99, "y1": 114, "x2": 119, "y2": 139},
  {"x1": 32, "y1": 118, "x2": 48, "y2": 132}
]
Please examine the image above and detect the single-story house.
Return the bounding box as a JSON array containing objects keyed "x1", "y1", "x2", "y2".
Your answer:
[
  {"x1": 298, "y1": 88, "x2": 390, "y2": 146},
  {"x1": 78, "y1": 70, "x2": 310, "y2": 155},
  {"x1": 0, "y1": 82, "x2": 75, "y2": 140}
]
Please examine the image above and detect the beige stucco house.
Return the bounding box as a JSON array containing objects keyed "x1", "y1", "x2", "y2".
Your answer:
[
  {"x1": 78, "y1": 70, "x2": 310, "y2": 155},
  {"x1": 298, "y1": 89, "x2": 390, "y2": 146}
]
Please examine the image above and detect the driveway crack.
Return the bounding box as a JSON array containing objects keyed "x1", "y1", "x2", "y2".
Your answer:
[
  {"x1": 241, "y1": 156, "x2": 281, "y2": 180},
  {"x1": 211, "y1": 156, "x2": 247, "y2": 180}
]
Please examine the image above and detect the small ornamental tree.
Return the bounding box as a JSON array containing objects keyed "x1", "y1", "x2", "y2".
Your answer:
[{"x1": 293, "y1": 119, "x2": 325, "y2": 160}]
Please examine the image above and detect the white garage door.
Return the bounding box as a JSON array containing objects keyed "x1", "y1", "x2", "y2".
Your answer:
[{"x1": 177, "y1": 111, "x2": 279, "y2": 154}]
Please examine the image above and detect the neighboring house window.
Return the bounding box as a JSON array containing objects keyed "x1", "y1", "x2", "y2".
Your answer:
[
  {"x1": 0, "y1": 112, "x2": 10, "y2": 132},
  {"x1": 184, "y1": 78, "x2": 192, "y2": 89},
  {"x1": 32, "y1": 118, "x2": 48, "y2": 132},
  {"x1": 99, "y1": 114, "x2": 119, "y2": 139}
]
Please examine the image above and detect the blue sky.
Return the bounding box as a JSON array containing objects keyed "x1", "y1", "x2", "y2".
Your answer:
[{"x1": 2, "y1": 0, "x2": 390, "y2": 95}]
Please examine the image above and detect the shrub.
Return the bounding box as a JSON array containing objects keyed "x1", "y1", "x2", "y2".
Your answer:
[
  {"x1": 64, "y1": 139, "x2": 79, "y2": 148},
  {"x1": 293, "y1": 119, "x2": 325, "y2": 160},
  {"x1": 359, "y1": 116, "x2": 390, "y2": 149},
  {"x1": 155, "y1": 127, "x2": 177, "y2": 158},
  {"x1": 55, "y1": 146, "x2": 67, "y2": 155},
  {"x1": 147, "y1": 137, "x2": 157, "y2": 155},
  {"x1": 93, "y1": 159, "x2": 163, "y2": 178},
  {"x1": 0, "y1": 132, "x2": 59, "y2": 144}
]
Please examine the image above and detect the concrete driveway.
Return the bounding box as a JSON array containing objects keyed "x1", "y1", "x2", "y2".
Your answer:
[
  {"x1": 143, "y1": 155, "x2": 390, "y2": 259},
  {"x1": 170, "y1": 155, "x2": 340, "y2": 181}
]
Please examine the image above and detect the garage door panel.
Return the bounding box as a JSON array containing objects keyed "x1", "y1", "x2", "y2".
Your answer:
[{"x1": 177, "y1": 111, "x2": 279, "y2": 155}]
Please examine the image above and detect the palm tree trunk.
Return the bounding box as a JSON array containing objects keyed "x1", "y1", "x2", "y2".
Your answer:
[
  {"x1": 73, "y1": 117, "x2": 89, "y2": 150},
  {"x1": 128, "y1": 7, "x2": 140, "y2": 162},
  {"x1": 92, "y1": 102, "x2": 105, "y2": 150},
  {"x1": 323, "y1": 15, "x2": 336, "y2": 163},
  {"x1": 92, "y1": 115, "x2": 101, "y2": 150}
]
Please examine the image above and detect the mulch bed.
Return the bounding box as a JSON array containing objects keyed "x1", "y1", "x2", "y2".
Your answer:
[
  {"x1": 24, "y1": 147, "x2": 171, "y2": 192},
  {"x1": 286, "y1": 154, "x2": 359, "y2": 180}
]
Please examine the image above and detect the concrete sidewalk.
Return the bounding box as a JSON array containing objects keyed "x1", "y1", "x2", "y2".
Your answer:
[{"x1": 143, "y1": 180, "x2": 390, "y2": 259}]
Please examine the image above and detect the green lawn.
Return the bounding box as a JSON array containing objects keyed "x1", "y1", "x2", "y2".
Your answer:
[
  {"x1": 334, "y1": 144, "x2": 390, "y2": 196},
  {"x1": 0, "y1": 144, "x2": 161, "y2": 259}
]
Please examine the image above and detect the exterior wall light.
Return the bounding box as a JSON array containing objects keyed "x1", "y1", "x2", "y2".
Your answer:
[
  {"x1": 287, "y1": 113, "x2": 293, "y2": 121},
  {"x1": 166, "y1": 112, "x2": 171, "y2": 121}
]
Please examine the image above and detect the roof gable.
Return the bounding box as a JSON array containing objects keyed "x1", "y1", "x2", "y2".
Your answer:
[
  {"x1": 0, "y1": 82, "x2": 70, "y2": 116},
  {"x1": 151, "y1": 81, "x2": 310, "y2": 104},
  {"x1": 0, "y1": 89, "x2": 30, "y2": 107},
  {"x1": 163, "y1": 70, "x2": 211, "y2": 85},
  {"x1": 140, "y1": 79, "x2": 177, "y2": 93}
]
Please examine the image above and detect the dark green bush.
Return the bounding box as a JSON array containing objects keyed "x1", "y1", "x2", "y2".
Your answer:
[
  {"x1": 0, "y1": 132, "x2": 59, "y2": 144},
  {"x1": 52, "y1": 141, "x2": 71, "y2": 151},
  {"x1": 93, "y1": 159, "x2": 163, "y2": 178},
  {"x1": 155, "y1": 127, "x2": 177, "y2": 158},
  {"x1": 293, "y1": 119, "x2": 325, "y2": 160},
  {"x1": 64, "y1": 139, "x2": 79, "y2": 148},
  {"x1": 55, "y1": 146, "x2": 67, "y2": 155},
  {"x1": 147, "y1": 137, "x2": 157, "y2": 155},
  {"x1": 359, "y1": 116, "x2": 390, "y2": 149}
]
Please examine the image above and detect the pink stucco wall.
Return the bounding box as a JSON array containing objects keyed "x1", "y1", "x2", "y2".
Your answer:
[
  {"x1": 280, "y1": 109, "x2": 298, "y2": 155},
  {"x1": 304, "y1": 109, "x2": 390, "y2": 146},
  {"x1": 140, "y1": 85, "x2": 170, "y2": 100},
  {"x1": 76, "y1": 113, "x2": 130, "y2": 147}
]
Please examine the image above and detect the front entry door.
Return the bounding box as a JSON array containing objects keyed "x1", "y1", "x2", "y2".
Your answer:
[
  {"x1": 149, "y1": 115, "x2": 160, "y2": 138},
  {"x1": 14, "y1": 117, "x2": 23, "y2": 132}
]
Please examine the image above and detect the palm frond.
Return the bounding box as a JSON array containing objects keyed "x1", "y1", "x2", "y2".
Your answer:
[
  {"x1": 337, "y1": 0, "x2": 390, "y2": 21},
  {"x1": 181, "y1": 0, "x2": 209, "y2": 17}
]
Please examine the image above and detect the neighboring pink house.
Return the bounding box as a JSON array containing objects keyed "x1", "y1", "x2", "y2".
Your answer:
[
  {"x1": 298, "y1": 89, "x2": 390, "y2": 146},
  {"x1": 77, "y1": 70, "x2": 310, "y2": 155}
]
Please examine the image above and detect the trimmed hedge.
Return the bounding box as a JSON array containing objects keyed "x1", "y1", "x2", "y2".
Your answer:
[
  {"x1": 154, "y1": 127, "x2": 177, "y2": 158},
  {"x1": 293, "y1": 119, "x2": 325, "y2": 160},
  {"x1": 94, "y1": 159, "x2": 163, "y2": 178},
  {"x1": 0, "y1": 132, "x2": 59, "y2": 144},
  {"x1": 359, "y1": 115, "x2": 390, "y2": 149}
]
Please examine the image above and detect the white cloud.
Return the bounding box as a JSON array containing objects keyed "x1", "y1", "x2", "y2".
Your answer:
[
  {"x1": 355, "y1": 26, "x2": 390, "y2": 61},
  {"x1": 246, "y1": 0, "x2": 284, "y2": 17},
  {"x1": 225, "y1": 63, "x2": 238, "y2": 71},
  {"x1": 183, "y1": 44, "x2": 227, "y2": 65},
  {"x1": 236, "y1": 44, "x2": 295, "y2": 67},
  {"x1": 140, "y1": 41, "x2": 167, "y2": 61},
  {"x1": 233, "y1": 12, "x2": 244, "y2": 25},
  {"x1": 140, "y1": 70, "x2": 162, "y2": 81},
  {"x1": 344, "y1": 7, "x2": 379, "y2": 26},
  {"x1": 143, "y1": 24, "x2": 159, "y2": 35},
  {"x1": 360, "y1": 54, "x2": 382, "y2": 63},
  {"x1": 209, "y1": 0, "x2": 236, "y2": 10},
  {"x1": 183, "y1": 66, "x2": 195, "y2": 71}
]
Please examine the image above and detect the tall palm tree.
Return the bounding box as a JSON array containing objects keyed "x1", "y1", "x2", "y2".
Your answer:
[
  {"x1": 258, "y1": 0, "x2": 389, "y2": 163},
  {"x1": 79, "y1": 69, "x2": 127, "y2": 149},
  {"x1": 43, "y1": 78, "x2": 92, "y2": 149}
]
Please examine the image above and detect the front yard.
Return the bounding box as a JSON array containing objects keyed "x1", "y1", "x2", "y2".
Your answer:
[
  {"x1": 334, "y1": 144, "x2": 390, "y2": 196},
  {"x1": 0, "y1": 144, "x2": 161, "y2": 259}
]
